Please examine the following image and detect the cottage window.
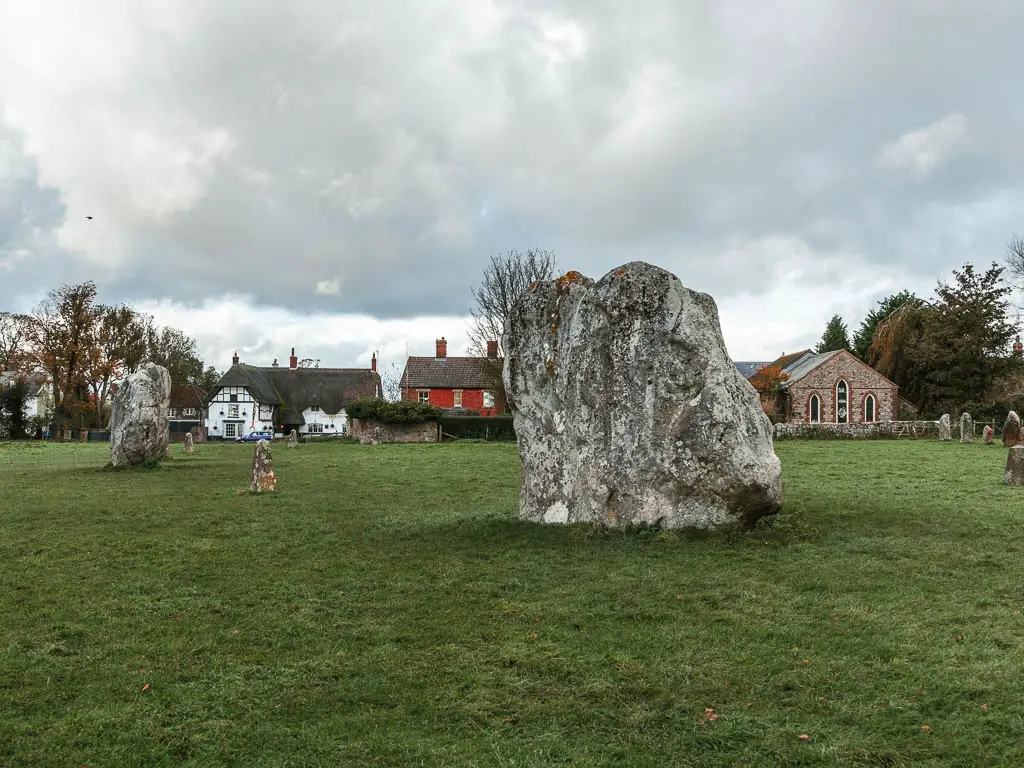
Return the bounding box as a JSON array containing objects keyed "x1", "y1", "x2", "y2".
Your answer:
[
  {"x1": 418, "y1": 390, "x2": 430, "y2": 403},
  {"x1": 483, "y1": 391, "x2": 495, "y2": 409},
  {"x1": 228, "y1": 404, "x2": 239, "y2": 419},
  {"x1": 229, "y1": 394, "x2": 238, "y2": 402},
  {"x1": 809, "y1": 395, "x2": 820, "y2": 424},
  {"x1": 310, "y1": 405, "x2": 321, "y2": 412},
  {"x1": 183, "y1": 408, "x2": 197, "y2": 417},
  {"x1": 308, "y1": 423, "x2": 324, "y2": 434},
  {"x1": 836, "y1": 380, "x2": 849, "y2": 424},
  {"x1": 865, "y1": 394, "x2": 876, "y2": 423},
  {"x1": 224, "y1": 422, "x2": 238, "y2": 438},
  {"x1": 453, "y1": 390, "x2": 463, "y2": 407},
  {"x1": 168, "y1": 407, "x2": 178, "y2": 418}
]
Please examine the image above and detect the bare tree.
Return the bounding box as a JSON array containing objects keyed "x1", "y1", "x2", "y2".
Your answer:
[
  {"x1": 0, "y1": 312, "x2": 33, "y2": 371},
  {"x1": 380, "y1": 361, "x2": 403, "y2": 402},
  {"x1": 1006, "y1": 235, "x2": 1024, "y2": 287}
]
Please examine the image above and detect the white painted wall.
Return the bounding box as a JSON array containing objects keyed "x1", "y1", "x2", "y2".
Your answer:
[
  {"x1": 205, "y1": 386, "x2": 275, "y2": 439},
  {"x1": 299, "y1": 406, "x2": 349, "y2": 435}
]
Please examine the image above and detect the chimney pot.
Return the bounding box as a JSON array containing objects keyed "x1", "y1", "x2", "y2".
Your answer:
[
  {"x1": 487, "y1": 340, "x2": 499, "y2": 358},
  {"x1": 371, "y1": 352, "x2": 377, "y2": 372},
  {"x1": 232, "y1": 351, "x2": 239, "y2": 366},
  {"x1": 436, "y1": 337, "x2": 447, "y2": 359},
  {"x1": 289, "y1": 348, "x2": 298, "y2": 370}
]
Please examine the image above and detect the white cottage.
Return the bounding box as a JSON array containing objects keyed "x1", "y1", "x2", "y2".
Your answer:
[{"x1": 205, "y1": 348, "x2": 381, "y2": 439}]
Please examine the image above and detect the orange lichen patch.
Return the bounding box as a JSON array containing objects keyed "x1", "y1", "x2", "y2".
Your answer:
[
  {"x1": 528, "y1": 281, "x2": 538, "y2": 291},
  {"x1": 545, "y1": 358, "x2": 556, "y2": 374},
  {"x1": 555, "y1": 270, "x2": 587, "y2": 293},
  {"x1": 613, "y1": 268, "x2": 627, "y2": 276},
  {"x1": 253, "y1": 472, "x2": 277, "y2": 492}
]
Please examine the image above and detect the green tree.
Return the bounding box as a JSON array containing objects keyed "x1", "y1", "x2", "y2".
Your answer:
[
  {"x1": 852, "y1": 290, "x2": 919, "y2": 360},
  {"x1": 816, "y1": 314, "x2": 850, "y2": 353}
]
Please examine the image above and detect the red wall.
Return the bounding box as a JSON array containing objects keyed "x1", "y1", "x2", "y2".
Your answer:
[{"x1": 402, "y1": 388, "x2": 503, "y2": 416}]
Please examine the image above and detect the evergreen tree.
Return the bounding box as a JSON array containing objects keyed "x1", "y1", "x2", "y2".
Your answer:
[
  {"x1": 816, "y1": 314, "x2": 850, "y2": 353},
  {"x1": 852, "y1": 290, "x2": 919, "y2": 360}
]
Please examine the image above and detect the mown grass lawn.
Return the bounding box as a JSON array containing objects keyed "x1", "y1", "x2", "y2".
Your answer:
[{"x1": 1, "y1": 438, "x2": 1023, "y2": 766}]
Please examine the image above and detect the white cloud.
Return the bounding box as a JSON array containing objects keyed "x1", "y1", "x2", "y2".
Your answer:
[{"x1": 877, "y1": 113, "x2": 971, "y2": 179}]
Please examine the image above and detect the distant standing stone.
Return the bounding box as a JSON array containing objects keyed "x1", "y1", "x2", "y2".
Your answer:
[
  {"x1": 184, "y1": 432, "x2": 195, "y2": 454},
  {"x1": 937, "y1": 414, "x2": 952, "y2": 441},
  {"x1": 960, "y1": 412, "x2": 974, "y2": 444},
  {"x1": 1006, "y1": 446, "x2": 1024, "y2": 485},
  {"x1": 1003, "y1": 411, "x2": 1022, "y2": 447},
  {"x1": 983, "y1": 425, "x2": 994, "y2": 444},
  {"x1": 249, "y1": 439, "x2": 277, "y2": 493},
  {"x1": 109, "y1": 362, "x2": 172, "y2": 468},
  {"x1": 287, "y1": 429, "x2": 299, "y2": 448}
]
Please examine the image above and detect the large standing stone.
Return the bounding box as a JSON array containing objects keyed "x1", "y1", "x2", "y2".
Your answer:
[
  {"x1": 109, "y1": 363, "x2": 171, "y2": 468},
  {"x1": 983, "y1": 425, "x2": 995, "y2": 444},
  {"x1": 1006, "y1": 446, "x2": 1024, "y2": 485},
  {"x1": 503, "y1": 262, "x2": 782, "y2": 531},
  {"x1": 287, "y1": 429, "x2": 299, "y2": 448},
  {"x1": 960, "y1": 412, "x2": 974, "y2": 444},
  {"x1": 249, "y1": 439, "x2": 277, "y2": 492},
  {"x1": 184, "y1": 432, "x2": 195, "y2": 454},
  {"x1": 937, "y1": 414, "x2": 952, "y2": 441},
  {"x1": 1003, "y1": 411, "x2": 1022, "y2": 447}
]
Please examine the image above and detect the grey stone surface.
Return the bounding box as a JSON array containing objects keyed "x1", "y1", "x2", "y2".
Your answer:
[
  {"x1": 938, "y1": 414, "x2": 952, "y2": 441},
  {"x1": 249, "y1": 439, "x2": 277, "y2": 492},
  {"x1": 1003, "y1": 411, "x2": 1022, "y2": 447},
  {"x1": 109, "y1": 363, "x2": 171, "y2": 468},
  {"x1": 960, "y1": 412, "x2": 974, "y2": 444},
  {"x1": 1006, "y1": 446, "x2": 1024, "y2": 485},
  {"x1": 503, "y1": 262, "x2": 782, "y2": 531},
  {"x1": 184, "y1": 432, "x2": 195, "y2": 453},
  {"x1": 287, "y1": 429, "x2": 299, "y2": 448},
  {"x1": 983, "y1": 425, "x2": 995, "y2": 444}
]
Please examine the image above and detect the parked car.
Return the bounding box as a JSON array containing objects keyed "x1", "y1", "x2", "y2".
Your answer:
[{"x1": 233, "y1": 430, "x2": 274, "y2": 443}]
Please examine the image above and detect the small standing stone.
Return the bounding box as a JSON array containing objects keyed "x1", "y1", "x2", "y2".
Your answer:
[
  {"x1": 249, "y1": 439, "x2": 277, "y2": 493},
  {"x1": 983, "y1": 425, "x2": 994, "y2": 444},
  {"x1": 1003, "y1": 411, "x2": 1022, "y2": 447},
  {"x1": 937, "y1": 414, "x2": 952, "y2": 441},
  {"x1": 184, "y1": 432, "x2": 195, "y2": 454},
  {"x1": 287, "y1": 429, "x2": 299, "y2": 448},
  {"x1": 960, "y1": 412, "x2": 974, "y2": 444},
  {"x1": 1006, "y1": 446, "x2": 1024, "y2": 485}
]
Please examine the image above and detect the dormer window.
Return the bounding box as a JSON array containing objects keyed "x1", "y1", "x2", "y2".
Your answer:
[{"x1": 310, "y1": 405, "x2": 321, "y2": 412}]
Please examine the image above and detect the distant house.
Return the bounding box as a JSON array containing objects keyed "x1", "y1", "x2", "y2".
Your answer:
[
  {"x1": 736, "y1": 349, "x2": 898, "y2": 424},
  {"x1": 168, "y1": 382, "x2": 208, "y2": 438},
  {"x1": 399, "y1": 338, "x2": 504, "y2": 416},
  {"x1": 205, "y1": 348, "x2": 382, "y2": 439},
  {"x1": 0, "y1": 371, "x2": 52, "y2": 424}
]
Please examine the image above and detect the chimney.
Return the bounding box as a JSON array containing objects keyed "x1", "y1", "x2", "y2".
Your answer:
[
  {"x1": 371, "y1": 351, "x2": 377, "y2": 372},
  {"x1": 1015, "y1": 336, "x2": 1023, "y2": 355},
  {"x1": 435, "y1": 337, "x2": 447, "y2": 359},
  {"x1": 272, "y1": 358, "x2": 279, "y2": 367},
  {"x1": 289, "y1": 347, "x2": 298, "y2": 370},
  {"x1": 487, "y1": 340, "x2": 498, "y2": 358},
  {"x1": 232, "y1": 351, "x2": 239, "y2": 366}
]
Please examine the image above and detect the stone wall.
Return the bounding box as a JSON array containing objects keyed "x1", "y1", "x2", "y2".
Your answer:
[
  {"x1": 350, "y1": 418, "x2": 439, "y2": 445},
  {"x1": 775, "y1": 421, "x2": 940, "y2": 439},
  {"x1": 787, "y1": 350, "x2": 898, "y2": 424}
]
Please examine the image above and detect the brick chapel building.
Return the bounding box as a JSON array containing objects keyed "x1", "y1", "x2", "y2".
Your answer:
[
  {"x1": 736, "y1": 349, "x2": 899, "y2": 424},
  {"x1": 399, "y1": 338, "x2": 505, "y2": 416}
]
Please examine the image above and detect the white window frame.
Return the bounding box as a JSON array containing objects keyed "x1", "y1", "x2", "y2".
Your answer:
[
  {"x1": 453, "y1": 390, "x2": 463, "y2": 408},
  {"x1": 864, "y1": 394, "x2": 876, "y2": 423},
  {"x1": 224, "y1": 422, "x2": 238, "y2": 438},
  {"x1": 183, "y1": 408, "x2": 197, "y2": 417},
  {"x1": 168, "y1": 407, "x2": 178, "y2": 418},
  {"x1": 308, "y1": 422, "x2": 324, "y2": 434},
  {"x1": 483, "y1": 391, "x2": 495, "y2": 408},
  {"x1": 227, "y1": 404, "x2": 239, "y2": 419},
  {"x1": 418, "y1": 390, "x2": 430, "y2": 403},
  {"x1": 309, "y1": 405, "x2": 321, "y2": 412},
  {"x1": 836, "y1": 380, "x2": 849, "y2": 424}
]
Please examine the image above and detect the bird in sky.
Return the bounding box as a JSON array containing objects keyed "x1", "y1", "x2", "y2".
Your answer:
[{"x1": 85, "y1": 216, "x2": 93, "y2": 220}]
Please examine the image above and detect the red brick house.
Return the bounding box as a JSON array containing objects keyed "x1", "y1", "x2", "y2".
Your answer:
[
  {"x1": 738, "y1": 349, "x2": 899, "y2": 424},
  {"x1": 399, "y1": 338, "x2": 505, "y2": 416}
]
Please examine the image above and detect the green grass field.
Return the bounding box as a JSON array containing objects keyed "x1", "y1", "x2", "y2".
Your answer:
[{"x1": 1, "y1": 438, "x2": 1023, "y2": 766}]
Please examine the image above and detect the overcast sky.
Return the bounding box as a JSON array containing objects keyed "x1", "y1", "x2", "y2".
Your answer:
[{"x1": 2, "y1": 0, "x2": 1022, "y2": 372}]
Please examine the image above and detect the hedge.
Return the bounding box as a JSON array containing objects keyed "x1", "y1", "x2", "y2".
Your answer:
[
  {"x1": 346, "y1": 398, "x2": 442, "y2": 424},
  {"x1": 439, "y1": 415, "x2": 516, "y2": 442}
]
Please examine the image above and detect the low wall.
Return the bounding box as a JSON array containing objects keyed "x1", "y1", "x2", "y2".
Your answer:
[
  {"x1": 774, "y1": 421, "x2": 942, "y2": 439},
  {"x1": 350, "y1": 418, "x2": 439, "y2": 445}
]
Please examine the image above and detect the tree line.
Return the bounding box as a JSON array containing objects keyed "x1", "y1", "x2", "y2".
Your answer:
[
  {"x1": 811, "y1": 251, "x2": 1024, "y2": 417},
  {"x1": 1, "y1": 281, "x2": 219, "y2": 433}
]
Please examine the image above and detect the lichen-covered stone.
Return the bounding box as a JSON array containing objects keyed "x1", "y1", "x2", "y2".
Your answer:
[
  {"x1": 1003, "y1": 411, "x2": 1022, "y2": 447},
  {"x1": 287, "y1": 429, "x2": 299, "y2": 448},
  {"x1": 503, "y1": 261, "x2": 782, "y2": 530},
  {"x1": 249, "y1": 439, "x2": 277, "y2": 492},
  {"x1": 109, "y1": 363, "x2": 171, "y2": 468},
  {"x1": 937, "y1": 414, "x2": 952, "y2": 441},
  {"x1": 1006, "y1": 446, "x2": 1024, "y2": 485},
  {"x1": 960, "y1": 412, "x2": 974, "y2": 444},
  {"x1": 184, "y1": 432, "x2": 195, "y2": 454},
  {"x1": 983, "y1": 425, "x2": 995, "y2": 444}
]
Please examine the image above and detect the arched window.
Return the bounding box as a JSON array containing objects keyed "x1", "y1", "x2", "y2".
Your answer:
[
  {"x1": 809, "y1": 394, "x2": 820, "y2": 424},
  {"x1": 836, "y1": 380, "x2": 849, "y2": 424},
  {"x1": 864, "y1": 394, "x2": 876, "y2": 423}
]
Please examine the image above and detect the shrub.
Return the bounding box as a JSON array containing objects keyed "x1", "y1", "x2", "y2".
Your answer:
[
  {"x1": 440, "y1": 415, "x2": 516, "y2": 442},
  {"x1": 346, "y1": 398, "x2": 442, "y2": 424}
]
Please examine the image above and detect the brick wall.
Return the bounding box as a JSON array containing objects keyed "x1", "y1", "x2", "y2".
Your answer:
[
  {"x1": 401, "y1": 387, "x2": 504, "y2": 416},
  {"x1": 787, "y1": 350, "x2": 899, "y2": 424}
]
